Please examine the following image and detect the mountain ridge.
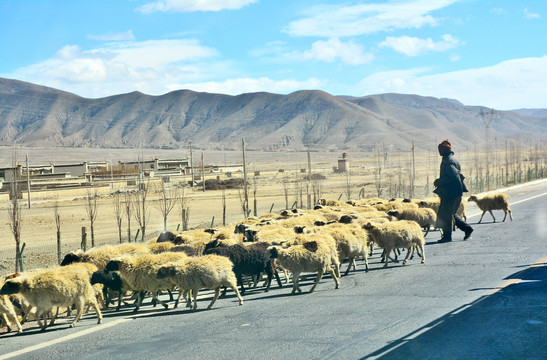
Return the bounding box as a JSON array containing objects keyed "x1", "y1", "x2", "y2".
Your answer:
[{"x1": 0, "y1": 78, "x2": 545, "y2": 152}]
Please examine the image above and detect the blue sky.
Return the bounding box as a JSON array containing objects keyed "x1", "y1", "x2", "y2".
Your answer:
[{"x1": 0, "y1": 0, "x2": 545, "y2": 109}]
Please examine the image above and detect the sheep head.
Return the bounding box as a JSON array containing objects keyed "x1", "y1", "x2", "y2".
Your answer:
[
  {"x1": 303, "y1": 241, "x2": 318, "y2": 252},
  {"x1": 387, "y1": 210, "x2": 400, "y2": 218},
  {"x1": 339, "y1": 215, "x2": 354, "y2": 224},
  {"x1": 0, "y1": 279, "x2": 22, "y2": 295},
  {"x1": 294, "y1": 226, "x2": 307, "y2": 234},
  {"x1": 362, "y1": 222, "x2": 375, "y2": 230},
  {"x1": 268, "y1": 246, "x2": 279, "y2": 259},
  {"x1": 105, "y1": 260, "x2": 121, "y2": 273},
  {"x1": 468, "y1": 195, "x2": 478, "y2": 202},
  {"x1": 157, "y1": 231, "x2": 177, "y2": 243},
  {"x1": 61, "y1": 252, "x2": 83, "y2": 266},
  {"x1": 234, "y1": 224, "x2": 248, "y2": 234},
  {"x1": 157, "y1": 265, "x2": 176, "y2": 279}
]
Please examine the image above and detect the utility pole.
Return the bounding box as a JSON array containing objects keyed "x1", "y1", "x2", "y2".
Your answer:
[
  {"x1": 201, "y1": 152, "x2": 205, "y2": 192},
  {"x1": 307, "y1": 146, "x2": 312, "y2": 209},
  {"x1": 26, "y1": 154, "x2": 31, "y2": 209},
  {"x1": 242, "y1": 139, "x2": 249, "y2": 217},
  {"x1": 190, "y1": 142, "x2": 194, "y2": 187},
  {"x1": 411, "y1": 141, "x2": 416, "y2": 199}
]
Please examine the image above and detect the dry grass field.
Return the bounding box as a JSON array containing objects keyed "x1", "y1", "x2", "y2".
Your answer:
[{"x1": 1, "y1": 145, "x2": 544, "y2": 275}]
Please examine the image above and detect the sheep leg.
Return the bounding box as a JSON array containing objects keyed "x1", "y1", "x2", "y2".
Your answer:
[
  {"x1": 192, "y1": 289, "x2": 199, "y2": 311},
  {"x1": 420, "y1": 243, "x2": 426, "y2": 264},
  {"x1": 272, "y1": 264, "x2": 283, "y2": 288},
  {"x1": 327, "y1": 266, "x2": 340, "y2": 289},
  {"x1": 133, "y1": 292, "x2": 145, "y2": 312},
  {"x1": 508, "y1": 209, "x2": 513, "y2": 221},
  {"x1": 291, "y1": 271, "x2": 302, "y2": 294},
  {"x1": 236, "y1": 273, "x2": 246, "y2": 296},
  {"x1": 332, "y1": 258, "x2": 341, "y2": 278},
  {"x1": 264, "y1": 267, "x2": 273, "y2": 292},
  {"x1": 174, "y1": 290, "x2": 184, "y2": 308},
  {"x1": 116, "y1": 291, "x2": 123, "y2": 311},
  {"x1": 309, "y1": 269, "x2": 325, "y2": 293},
  {"x1": 167, "y1": 289, "x2": 174, "y2": 302},
  {"x1": 383, "y1": 248, "x2": 392, "y2": 268},
  {"x1": 343, "y1": 258, "x2": 354, "y2": 276},
  {"x1": 152, "y1": 293, "x2": 169, "y2": 310},
  {"x1": 185, "y1": 290, "x2": 193, "y2": 308},
  {"x1": 207, "y1": 287, "x2": 221, "y2": 309},
  {"x1": 402, "y1": 246, "x2": 413, "y2": 265},
  {"x1": 37, "y1": 312, "x2": 48, "y2": 331},
  {"x1": 48, "y1": 310, "x2": 58, "y2": 327},
  {"x1": 2, "y1": 311, "x2": 22, "y2": 334},
  {"x1": 423, "y1": 226, "x2": 430, "y2": 237},
  {"x1": 69, "y1": 299, "x2": 85, "y2": 328},
  {"x1": 88, "y1": 298, "x2": 103, "y2": 324},
  {"x1": 488, "y1": 210, "x2": 496, "y2": 222},
  {"x1": 478, "y1": 211, "x2": 486, "y2": 223}
]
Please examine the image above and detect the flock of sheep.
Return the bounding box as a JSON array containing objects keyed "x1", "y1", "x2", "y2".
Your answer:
[{"x1": 0, "y1": 192, "x2": 512, "y2": 335}]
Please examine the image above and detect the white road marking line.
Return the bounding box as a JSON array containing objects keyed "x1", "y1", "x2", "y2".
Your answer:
[{"x1": 0, "y1": 318, "x2": 131, "y2": 360}]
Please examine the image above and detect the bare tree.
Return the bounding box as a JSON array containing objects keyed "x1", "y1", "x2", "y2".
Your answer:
[
  {"x1": 374, "y1": 148, "x2": 384, "y2": 197},
  {"x1": 178, "y1": 186, "x2": 190, "y2": 231},
  {"x1": 345, "y1": 170, "x2": 352, "y2": 201},
  {"x1": 252, "y1": 177, "x2": 258, "y2": 217},
  {"x1": 8, "y1": 153, "x2": 22, "y2": 272},
  {"x1": 113, "y1": 191, "x2": 123, "y2": 243},
  {"x1": 312, "y1": 178, "x2": 323, "y2": 205},
  {"x1": 282, "y1": 176, "x2": 290, "y2": 209},
  {"x1": 124, "y1": 191, "x2": 133, "y2": 242},
  {"x1": 156, "y1": 180, "x2": 177, "y2": 231},
  {"x1": 221, "y1": 190, "x2": 227, "y2": 226},
  {"x1": 54, "y1": 197, "x2": 62, "y2": 264},
  {"x1": 134, "y1": 178, "x2": 151, "y2": 242},
  {"x1": 85, "y1": 188, "x2": 99, "y2": 247}
]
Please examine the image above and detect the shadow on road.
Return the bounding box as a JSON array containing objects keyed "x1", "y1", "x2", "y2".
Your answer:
[{"x1": 361, "y1": 262, "x2": 547, "y2": 360}]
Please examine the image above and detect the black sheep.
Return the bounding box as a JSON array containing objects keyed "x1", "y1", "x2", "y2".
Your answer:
[
  {"x1": 91, "y1": 271, "x2": 126, "y2": 311},
  {"x1": 203, "y1": 240, "x2": 282, "y2": 295}
]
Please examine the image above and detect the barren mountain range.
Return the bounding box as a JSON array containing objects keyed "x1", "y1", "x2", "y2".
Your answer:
[{"x1": 0, "y1": 77, "x2": 545, "y2": 152}]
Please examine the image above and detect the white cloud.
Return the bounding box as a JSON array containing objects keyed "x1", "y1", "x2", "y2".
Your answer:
[
  {"x1": 284, "y1": 0, "x2": 458, "y2": 37},
  {"x1": 137, "y1": 0, "x2": 257, "y2": 13},
  {"x1": 524, "y1": 8, "x2": 540, "y2": 19},
  {"x1": 299, "y1": 38, "x2": 374, "y2": 65},
  {"x1": 170, "y1": 77, "x2": 324, "y2": 95},
  {"x1": 5, "y1": 39, "x2": 220, "y2": 98},
  {"x1": 379, "y1": 34, "x2": 462, "y2": 56},
  {"x1": 490, "y1": 8, "x2": 505, "y2": 15},
  {"x1": 88, "y1": 30, "x2": 135, "y2": 41},
  {"x1": 356, "y1": 56, "x2": 547, "y2": 109}
]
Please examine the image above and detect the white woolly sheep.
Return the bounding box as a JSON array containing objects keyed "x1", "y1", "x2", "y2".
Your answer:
[
  {"x1": 418, "y1": 197, "x2": 467, "y2": 221},
  {"x1": 318, "y1": 198, "x2": 347, "y2": 207},
  {"x1": 0, "y1": 266, "x2": 102, "y2": 331},
  {"x1": 468, "y1": 193, "x2": 512, "y2": 223},
  {"x1": 312, "y1": 223, "x2": 370, "y2": 275},
  {"x1": 280, "y1": 233, "x2": 341, "y2": 278},
  {"x1": 156, "y1": 255, "x2": 244, "y2": 310},
  {"x1": 268, "y1": 238, "x2": 340, "y2": 294},
  {"x1": 104, "y1": 252, "x2": 188, "y2": 312},
  {"x1": 387, "y1": 208, "x2": 437, "y2": 237},
  {"x1": 363, "y1": 220, "x2": 425, "y2": 268},
  {"x1": 61, "y1": 243, "x2": 151, "y2": 270}
]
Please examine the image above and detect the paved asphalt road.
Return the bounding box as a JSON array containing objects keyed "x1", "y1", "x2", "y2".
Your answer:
[{"x1": 1, "y1": 179, "x2": 546, "y2": 360}]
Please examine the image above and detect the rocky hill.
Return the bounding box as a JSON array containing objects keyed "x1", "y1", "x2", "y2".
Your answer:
[{"x1": 0, "y1": 77, "x2": 545, "y2": 152}]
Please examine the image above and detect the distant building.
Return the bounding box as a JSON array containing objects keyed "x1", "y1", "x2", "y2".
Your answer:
[{"x1": 338, "y1": 152, "x2": 349, "y2": 172}]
